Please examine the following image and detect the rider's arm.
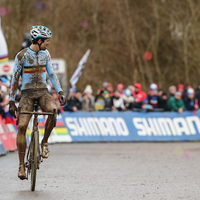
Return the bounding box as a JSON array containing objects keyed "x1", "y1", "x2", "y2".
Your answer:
[
  {"x1": 9, "y1": 53, "x2": 23, "y2": 101},
  {"x1": 46, "y1": 51, "x2": 63, "y2": 93}
]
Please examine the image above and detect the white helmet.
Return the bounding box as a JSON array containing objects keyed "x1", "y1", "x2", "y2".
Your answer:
[{"x1": 30, "y1": 25, "x2": 52, "y2": 39}]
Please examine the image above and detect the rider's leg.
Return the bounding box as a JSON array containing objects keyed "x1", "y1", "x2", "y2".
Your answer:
[
  {"x1": 39, "y1": 91, "x2": 57, "y2": 157},
  {"x1": 17, "y1": 113, "x2": 32, "y2": 165},
  {"x1": 17, "y1": 94, "x2": 33, "y2": 179}
]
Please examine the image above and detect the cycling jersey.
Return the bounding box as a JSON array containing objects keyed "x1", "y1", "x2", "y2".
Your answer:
[{"x1": 9, "y1": 47, "x2": 63, "y2": 101}]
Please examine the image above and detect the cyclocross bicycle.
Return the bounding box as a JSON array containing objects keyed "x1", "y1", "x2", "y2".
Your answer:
[{"x1": 17, "y1": 100, "x2": 56, "y2": 191}]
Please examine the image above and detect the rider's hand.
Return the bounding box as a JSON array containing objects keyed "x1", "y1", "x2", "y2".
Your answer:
[
  {"x1": 58, "y1": 91, "x2": 66, "y2": 106},
  {"x1": 9, "y1": 101, "x2": 17, "y2": 118}
]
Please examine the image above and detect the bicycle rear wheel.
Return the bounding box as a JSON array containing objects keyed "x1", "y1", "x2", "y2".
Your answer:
[{"x1": 31, "y1": 131, "x2": 38, "y2": 191}]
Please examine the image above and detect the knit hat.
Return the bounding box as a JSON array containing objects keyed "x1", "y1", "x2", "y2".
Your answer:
[
  {"x1": 83, "y1": 85, "x2": 93, "y2": 94},
  {"x1": 149, "y1": 83, "x2": 158, "y2": 90},
  {"x1": 117, "y1": 83, "x2": 124, "y2": 89},
  {"x1": 177, "y1": 84, "x2": 185, "y2": 89},
  {"x1": 107, "y1": 82, "x2": 113, "y2": 87},
  {"x1": 187, "y1": 88, "x2": 195, "y2": 95}
]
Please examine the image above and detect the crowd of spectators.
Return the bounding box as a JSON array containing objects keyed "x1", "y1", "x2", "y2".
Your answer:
[
  {"x1": 0, "y1": 75, "x2": 11, "y2": 118},
  {"x1": 63, "y1": 82, "x2": 200, "y2": 114},
  {"x1": 0, "y1": 74, "x2": 200, "y2": 117}
]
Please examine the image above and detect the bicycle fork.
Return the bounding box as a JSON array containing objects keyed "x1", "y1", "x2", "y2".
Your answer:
[{"x1": 25, "y1": 114, "x2": 42, "y2": 179}]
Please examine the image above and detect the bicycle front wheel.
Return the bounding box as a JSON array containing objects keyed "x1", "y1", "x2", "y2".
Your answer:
[{"x1": 31, "y1": 131, "x2": 38, "y2": 191}]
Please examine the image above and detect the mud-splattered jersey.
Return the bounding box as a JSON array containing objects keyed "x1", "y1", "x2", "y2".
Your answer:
[{"x1": 9, "y1": 47, "x2": 63, "y2": 101}]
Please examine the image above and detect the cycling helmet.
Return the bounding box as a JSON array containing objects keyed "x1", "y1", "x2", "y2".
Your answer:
[
  {"x1": 149, "y1": 83, "x2": 158, "y2": 90},
  {"x1": 30, "y1": 25, "x2": 52, "y2": 39}
]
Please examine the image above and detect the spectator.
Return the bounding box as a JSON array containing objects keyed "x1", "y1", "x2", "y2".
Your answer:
[
  {"x1": 177, "y1": 84, "x2": 185, "y2": 99},
  {"x1": 184, "y1": 88, "x2": 199, "y2": 110},
  {"x1": 127, "y1": 85, "x2": 135, "y2": 94},
  {"x1": 106, "y1": 83, "x2": 114, "y2": 97},
  {"x1": 0, "y1": 85, "x2": 9, "y2": 118},
  {"x1": 21, "y1": 33, "x2": 32, "y2": 50},
  {"x1": 160, "y1": 92, "x2": 168, "y2": 111},
  {"x1": 82, "y1": 85, "x2": 94, "y2": 111},
  {"x1": 111, "y1": 90, "x2": 126, "y2": 111},
  {"x1": 1, "y1": 85, "x2": 9, "y2": 103},
  {"x1": 103, "y1": 83, "x2": 114, "y2": 110},
  {"x1": 133, "y1": 83, "x2": 147, "y2": 108},
  {"x1": 147, "y1": 83, "x2": 163, "y2": 109},
  {"x1": 195, "y1": 83, "x2": 200, "y2": 93},
  {"x1": 168, "y1": 85, "x2": 176, "y2": 99},
  {"x1": 1, "y1": 77, "x2": 8, "y2": 87},
  {"x1": 195, "y1": 83, "x2": 200, "y2": 102},
  {"x1": 94, "y1": 88, "x2": 106, "y2": 111},
  {"x1": 182, "y1": 83, "x2": 192, "y2": 100},
  {"x1": 103, "y1": 82, "x2": 108, "y2": 89},
  {"x1": 177, "y1": 84, "x2": 184, "y2": 94},
  {"x1": 167, "y1": 91, "x2": 185, "y2": 113},
  {"x1": 116, "y1": 83, "x2": 124, "y2": 97},
  {"x1": 75, "y1": 90, "x2": 83, "y2": 102},
  {"x1": 142, "y1": 99, "x2": 153, "y2": 111},
  {"x1": 121, "y1": 89, "x2": 134, "y2": 110},
  {"x1": 64, "y1": 88, "x2": 81, "y2": 112},
  {"x1": 158, "y1": 88, "x2": 164, "y2": 97}
]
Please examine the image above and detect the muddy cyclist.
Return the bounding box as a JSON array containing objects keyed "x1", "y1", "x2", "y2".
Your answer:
[{"x1": 9, "y1": 25, "x2": 66, "y2": 180}]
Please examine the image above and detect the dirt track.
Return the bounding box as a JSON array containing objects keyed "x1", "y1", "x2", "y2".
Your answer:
[{"x1": 0, "y1": 142, "x2": 200, "y2": 200}]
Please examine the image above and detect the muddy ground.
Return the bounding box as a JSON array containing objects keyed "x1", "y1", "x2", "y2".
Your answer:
[{"x1": 0, "y1": 142, "x2": 200, "y2": 200}]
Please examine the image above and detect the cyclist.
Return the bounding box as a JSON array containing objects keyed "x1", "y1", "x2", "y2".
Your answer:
[{"x1": 9, "y1": 25, "x2": 66, "y2": 180}]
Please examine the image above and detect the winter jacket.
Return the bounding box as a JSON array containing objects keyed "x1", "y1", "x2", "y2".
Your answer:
[
  {"x1": 64, "y1": 96, "x2": 82, "y2": 111},
  {"x1": 133, "y1": 83, "x2": 147, "y2": 102},
  {"x1": 94, "y1": 95, "x2": 106, "y2": 110},
  {"x1": 184, "y1": 98, "x2": 199, "y2": 110},
  {"x1": 147, "y1": 94, "x2": 162, "y2": 108},
  {"x1": 111, "y1": 96, "x2": 125, "y2": 111},
  {"x1": 167, "y1": 97, "x2": 185, "y2": 111}
]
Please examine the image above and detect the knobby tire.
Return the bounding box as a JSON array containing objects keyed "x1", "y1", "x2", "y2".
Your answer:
[{"x1": 31, "y1": 131, "x2": 38, "y2": 191}]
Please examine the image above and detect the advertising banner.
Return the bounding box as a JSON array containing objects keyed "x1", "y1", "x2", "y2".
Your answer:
[
  {"x1": 26, "y1": 113, "x2": 72, "y2": 143},
  {"x1": 62, "y1": 111, "x2": 200, "y2": 142},
  {"x1": 0, "y1": 59, "x2": 66, "y2": 75}
]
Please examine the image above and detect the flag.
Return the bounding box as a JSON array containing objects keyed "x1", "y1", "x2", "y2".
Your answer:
[
  {"x1": 0, "y1": 17, "x2": 8, "y2": 63},
  {"x1": 70, "y1": 49, "x2": 91, "y2": 88}
]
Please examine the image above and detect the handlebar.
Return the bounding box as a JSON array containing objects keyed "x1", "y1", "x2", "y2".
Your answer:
[{"x1": 20, "y1": 111, "x2": 53, "y2": 116}]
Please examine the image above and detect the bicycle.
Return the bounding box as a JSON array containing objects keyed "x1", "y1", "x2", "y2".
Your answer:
[{"x1": 17, "y1": 100, "x2": 56, "y2": 191}]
